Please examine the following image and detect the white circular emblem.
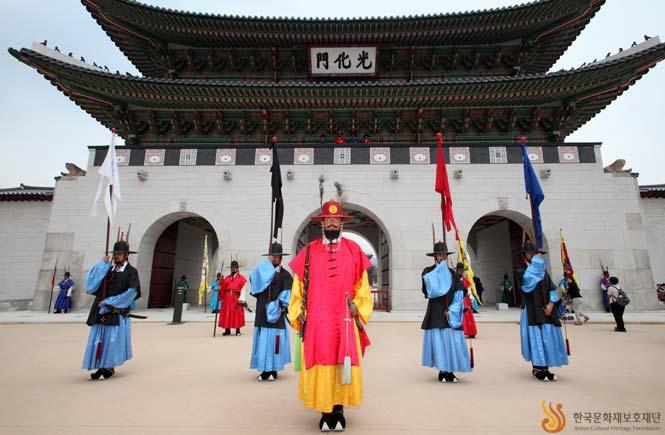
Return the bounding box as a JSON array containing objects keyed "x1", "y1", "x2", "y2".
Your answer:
[
  {"x1": 116, "y1": 156, "x2": 126, "y2": 163},
  {"x1": 298, "y1": 153, "x2": 311, "y2": 163},
  {"x1": 414, "y1": 153, "x2": 427, "y2": 162},
  {"x1": 374, "y1": 153, "x2": 386, "y2": 162},
  {"x1": 528, "y1": 153, "x2": 539, "y2": 162},
  {"x1": 453, "y1": 153, "x2": 466, "y2": 162},
  {"x1": 259, "y1": 154, "x2": 271, "y2": 163},
  {"x1": 219, "y1": 154, "x2": 232, "y2": 163},
  {"x1": 562, "y1": 152, "x2": 575, "y2": 161},
  {"x1": 149, "y1": 155, "x2": 161, "y2": 163}
]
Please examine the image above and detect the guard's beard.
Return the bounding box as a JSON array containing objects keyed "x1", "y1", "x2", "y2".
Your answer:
[{"x1": 323, "y1": 229, "x2": 341, "y2": 241}]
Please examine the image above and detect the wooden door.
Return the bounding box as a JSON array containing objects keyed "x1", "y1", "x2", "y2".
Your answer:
[{"x1": 148, "y1": 222, "x2": 179, "y2": 308}]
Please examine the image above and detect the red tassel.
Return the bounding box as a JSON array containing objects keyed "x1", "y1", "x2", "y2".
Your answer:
[
  {"x1": 469, "y1": 346, "x2": 475, "y2": 369},
  {"x1": 275, "y1": 334, "x2": 280, "y2": 354},
  {"x1": 565, "y1": 338, "x2": 571, "y2": 356},
  {"x1": 95, "y1": 340, "x2": 103, "y2": 360}
]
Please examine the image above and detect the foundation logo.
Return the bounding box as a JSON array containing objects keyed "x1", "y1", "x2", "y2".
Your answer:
[{"x1": 541, "y1": 401, "x2": 566, "y2": 433}]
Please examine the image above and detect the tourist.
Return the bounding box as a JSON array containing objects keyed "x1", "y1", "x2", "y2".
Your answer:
[
  {"x1": 607, "y1": 276, "x2": 627, "y2": 332},
  {"x1": 218, "y1": 260, "x2": 247, "y2": 336},
  {"x1": 209, "y1": 272, "x2": 222, "y2": 313},
  {"x1": 421, "y1": 243, "x2": 471, "y2": 384},
  {"x1": 249, "y1": 242, "x2": 292, "y2": 381},
  {"x1": 176, "y1": 274, "x2": 189, "y2": 304},
  {"x1": 288, "y1": 200, "x2": 373, "y2": 432},
  {"x1": 600, "y1": 270, "x2": 611, "y2": 312},
  {"x1": 519, "y1": 243, "x2": 568, "y2": 382},
  {"x1": 565, "y1": 273, "x2": 589, "y2": 325},
  {"x1": 53, "y1": 271, "x2": 75, "y2": 313},
  {"x1": 500, "y1": 274, "x2": 513, "y2": 305},
  {"x1": 334, "y1": 131, "x2": 347, "y2": 144},
  {"x1": 82, "y1": 240, "x2": 141, "y2": 380}
]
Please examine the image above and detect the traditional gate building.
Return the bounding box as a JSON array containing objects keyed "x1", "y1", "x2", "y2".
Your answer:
[{"x1": 4, "y1": 0, "x2": 665, "y2": 312}]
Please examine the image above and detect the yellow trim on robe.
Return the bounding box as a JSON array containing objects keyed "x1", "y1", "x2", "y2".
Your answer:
[{"x1": 288, "y1": 271, "x2": 373, "y2": 412}]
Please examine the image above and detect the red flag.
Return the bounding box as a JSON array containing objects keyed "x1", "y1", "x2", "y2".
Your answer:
[{"x1": 435, "y1": 133, "x2": 456, "y2": 232}]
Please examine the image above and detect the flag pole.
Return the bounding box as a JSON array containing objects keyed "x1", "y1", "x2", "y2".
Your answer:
[
  {"x1": 268, "y1": 136, "x2": 278, "y2": 252},
  {"x1": 47, "y1": 259, "x2": 58, "y2": 314},
  {"x1": 520, "y1": 136, "x2": 540, "y2": 247}
]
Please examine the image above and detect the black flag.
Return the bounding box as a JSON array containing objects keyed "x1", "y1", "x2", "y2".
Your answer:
[{"x1": 270, "y1": 142, "x2": 284, "y2": 239}]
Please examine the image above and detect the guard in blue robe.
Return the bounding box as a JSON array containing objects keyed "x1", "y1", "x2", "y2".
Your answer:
[
  {"x1": 54, "y1": 272, "x2": 74, "y2": 313},
  {"x1": 421, "y1": 242, "x2": 472, "y2": 384},
  {"x1": 209, "y1": 272, "x2": 222, "y2": 313},
  {"x1": 249, "y1": 242, "x2": 292, "y2": 381},
  {"x1": 518, "y1": 242, "x2": 569, "y2": 382},
  {"x1": 82, "y1": 240, "x2": 141, "y2": 380}
]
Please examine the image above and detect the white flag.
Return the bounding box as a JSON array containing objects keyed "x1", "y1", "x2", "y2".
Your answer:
[{"x1": 91, "y1": 130, "x2": 122, "y2": 223}]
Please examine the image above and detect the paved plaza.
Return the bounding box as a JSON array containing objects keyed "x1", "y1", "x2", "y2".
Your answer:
[{"x1": 1, "y1": 313, "x2": 663, "y2": 435}]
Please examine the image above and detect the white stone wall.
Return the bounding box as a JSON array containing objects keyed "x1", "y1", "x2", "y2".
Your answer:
[
  {"x1": 0, "y1": 200, "x2": 51, "y2": 308},
  {"x1": 640, "y1": 197, "x2": 665, "y2": 286},
  {"x1": 27, "y1": 146, "x2": 661, "y2": 311}
]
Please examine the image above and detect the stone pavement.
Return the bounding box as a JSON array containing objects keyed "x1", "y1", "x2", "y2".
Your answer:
[{"x1": 0, "y1": 316, "x2": 664, "y2": 434}]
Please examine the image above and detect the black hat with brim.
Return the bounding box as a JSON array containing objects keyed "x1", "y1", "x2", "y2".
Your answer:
[
  {"x1": 262, "y1": 242, "x2": 290, "y2": 257},
  {"x1": 228, "y1": 260, "x2": 242, "y2": 268},
  {"x1": 110, "y1": 240, "x2": 137, "y2": 254},
  {"x1": 522, "y1": 242, "x2": 546, "y2": 255},
  {"x1": 426, "y1": 241, "x2": 455, "y2": 257}
]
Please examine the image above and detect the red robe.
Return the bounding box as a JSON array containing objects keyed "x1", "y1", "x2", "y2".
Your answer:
[
  {"x1": 218, "y1": 273, "x2": 246, "y2": 329},
  {"x1": 461, "y1": 276, "x2": 478, "y2": 338},
  {"x1": 289, "y1": 238, "x2": 371, "y2": 369}
]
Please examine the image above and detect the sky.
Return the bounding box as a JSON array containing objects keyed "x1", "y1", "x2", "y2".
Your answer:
[{"x1": 1, "y1": 0, "x2": 664, "y2": 188}]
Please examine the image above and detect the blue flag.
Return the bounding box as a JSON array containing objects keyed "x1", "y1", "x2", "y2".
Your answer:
[{"x1": 520, "y1": 141, "x2": 545, "y2": 248}]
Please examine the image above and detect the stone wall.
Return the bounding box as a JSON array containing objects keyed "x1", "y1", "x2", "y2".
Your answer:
[
  {"x1": 22, "y1": 145, "x2": 662, "y2": 312},
  {"x1": 0, "y1": 200, "x2": 51, "y2": 309}
]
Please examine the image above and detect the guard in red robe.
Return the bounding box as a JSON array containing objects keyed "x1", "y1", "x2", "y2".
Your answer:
[
  {"x1": 288, "y1": 200, "x2": 374, "y2": 432},
  {"x1": 457, "y1": 263, "x2": 477, "y2": 338},
  {"x1": 218, "y1": 260, "x2": 247, "y2": 336}
]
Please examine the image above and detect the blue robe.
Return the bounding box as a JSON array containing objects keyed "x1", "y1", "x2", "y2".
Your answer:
[
  {"x1": 421, "y1": 263, "x2": 471, "y2": 373},
  {"x1": 81, "y1": 260, "x2": 137, "y2": 370},
  {"x1": 54, "y1": 278, "x2": 74, "y2": 311},
  {"x1": 209, "y1": 280, "x2": 220, "y2": 312},
  {"x1": 249, "y1": 261, "x2": 292, "y2": 373},
  {"x1": 519, "y1": 256, "x2": 569, "y2": 368}
]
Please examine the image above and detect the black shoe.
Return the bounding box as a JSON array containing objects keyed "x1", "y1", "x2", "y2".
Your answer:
[
  {"x1": 268, "y1": 371, "x2": 278, "y2": 381},
  {"x1": 438, "y1": 371, "x2": 447, "y2": 382},
  {"x1": 332, "y1": 405, "x2": 346, "y2": 431},
  {"x1": 532, "y1": 368, "x2": 549, "y2": 382},
  {"x1": 90, "y1": 369, "x2": 104, "y2": 380},
  {"x1": 319, "y1": 413, "x2": 335, "y2": 432},
  {"x1": 222, "y1": 329, "x2": 231, "y2": 336},
  {"x1": 614, "y1": 328, "x2": 627, "y2": 332},
  {"x1": 235, "y1": 329, "x2": 241, "y2": 336},
  {"x1": 444, "y1": 372, "x2": 459, "y2": 383},
  {"x1": 544, "y1": 370, "x2": 558, "y2": 382},
  {"x1": 101, "y1": 368, "x2": 115, "y2": 379},
  {"x1": 55, "y1": 310, "x2": 61, "y2": 314},
  {"x1": 257, "y1": 372, "x2": 271, "y2": 382}
]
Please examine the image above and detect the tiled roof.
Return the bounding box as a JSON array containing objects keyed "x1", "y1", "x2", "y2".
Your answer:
[
  {"x1": 0, "y1": 184, "x2": 54, "y2": 201},
  {"x1": 640, "y1": 184, "x2": 665, "y2": 199},
  {"x1": 82, "y1": 0, "x2": 605, "y2": 77}
]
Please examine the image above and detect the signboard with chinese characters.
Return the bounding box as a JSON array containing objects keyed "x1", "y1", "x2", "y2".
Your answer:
[{"x1": 309, "y1": 47, "x2": 377, "y2": 77}]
